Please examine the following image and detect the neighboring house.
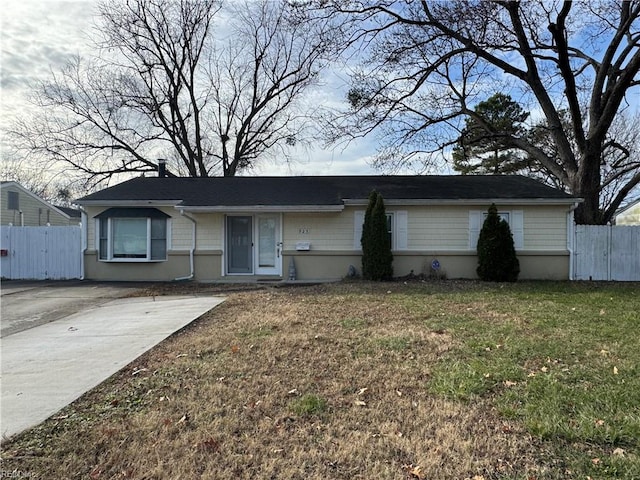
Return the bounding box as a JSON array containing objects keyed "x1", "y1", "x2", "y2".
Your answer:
[
  {"x1": 1, "y1": 181, "x2": 80, "y2": 226},
  {"x1": 56, "y1": 205, "x2": 82, "y2": 223},
  {"x1": 614, "y1": 199, "x2": 640, "y2": 225},
  {"x1": 76, "y1": 174, "x2": 581, "y2": 282}
]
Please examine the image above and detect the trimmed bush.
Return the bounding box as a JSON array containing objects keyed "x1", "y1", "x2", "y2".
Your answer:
[
  {"x1": 361, "y1": 190, "x2": 393, "y2": 280},
  {"x1": 476, "y1": 203, "x2": 520, "y2": 282}
]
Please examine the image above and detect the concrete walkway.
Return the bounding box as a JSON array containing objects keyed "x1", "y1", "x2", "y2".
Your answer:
[{"x1": 1, "y1": 294, "x2": 225, "y2": 441}]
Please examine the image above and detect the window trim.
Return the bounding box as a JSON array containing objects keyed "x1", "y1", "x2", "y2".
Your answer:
[
  {"x1": 469, "y1": 209, "x2": 524, "y2": 251},
  {"x1": 354, "y1": 210, "x2": 408, "y2": 251},
  {"x1": 95, "y1": 209, "x2": 171, "y2": 263},
  {"x1": 7, "y1": 191, "x2": 19, "y2": 210}
]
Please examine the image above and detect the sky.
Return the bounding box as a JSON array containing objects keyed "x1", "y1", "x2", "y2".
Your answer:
[
  {"x1": 0, "y1": 0, "x2": 383, "y2": 181},
  {"x1": 2, "y1": 1, "x2": 638, "y2": 191}
]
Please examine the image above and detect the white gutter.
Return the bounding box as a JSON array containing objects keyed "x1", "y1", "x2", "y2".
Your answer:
[
  {"x1": 567, "y1": 201, "x2": 581, "y2": 281},
  {"x1": 174, "y1": 210, "x2": 197, "y2": 281},
  {"x1": 343, "y1": 198, "x2": 581, "y2": 206},
  {"x1": 179, "y1": 204, "x2": 344, "y2": 213},
  {"x1": 76, "y1": 200, "x2": 182, "y2": 207}
]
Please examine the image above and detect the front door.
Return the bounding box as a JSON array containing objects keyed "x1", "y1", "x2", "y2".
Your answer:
[
  {"x1": 227, "y1": 216, "x2": 253, "y2": 274},
  {"x1": 256, "y1": 214, "x2": 281, "y2": 275},
  {"x1": 226, "y1": 215, "x2": 282, "y2": 276}
]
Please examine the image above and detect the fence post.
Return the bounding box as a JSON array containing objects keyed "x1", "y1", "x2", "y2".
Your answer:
[{"x1": 607, "y1": 224, "x2": 612, "y2": 281}]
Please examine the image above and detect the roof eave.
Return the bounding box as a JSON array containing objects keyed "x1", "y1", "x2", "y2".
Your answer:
[
  {"x1": 177, "y1": 205, "x2": 345, "y2": 213},
  {"x1": 343, "y1": 198, "x2": 583, "y2": 206},
  {"x1": 76, "y1": 200, "x2": 183, "y2": 207}
]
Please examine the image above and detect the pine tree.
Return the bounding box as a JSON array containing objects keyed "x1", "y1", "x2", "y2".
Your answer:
[
  {"x1": 361, "y1": 191, "x2": 393, "y2": 280},
  {"x1": 360, "y1": 190, "x2": 377, "y2": 279},
  {"x1": 476, "y1": 204, "x2": 520, "y2": 282}
]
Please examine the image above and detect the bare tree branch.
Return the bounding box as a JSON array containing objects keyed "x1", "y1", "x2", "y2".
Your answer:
[
  {"x1": 8, "y1": 0, "x2": 339, "y2": 184},
  {"x1": 320, "y1": 0, "x2": 640, "y2": 224}
]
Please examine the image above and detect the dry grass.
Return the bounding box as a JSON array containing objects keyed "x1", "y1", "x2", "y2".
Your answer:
[{"x1": 1, "y1": 281, "x2": 637, "y2": 479}]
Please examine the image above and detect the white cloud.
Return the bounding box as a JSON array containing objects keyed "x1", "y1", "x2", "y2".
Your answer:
[
  {"x1": 0, "y1": 0, "x2": 384, "y2": 178},
  {"x1": 1, "y1": 0, "x2": 97, "y2": 120},
  {"x1": 252, "y1": 137, "x2": 379, "y2": 177}
]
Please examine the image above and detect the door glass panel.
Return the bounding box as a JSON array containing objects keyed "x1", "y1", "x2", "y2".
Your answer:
[
  {"x1": 227, "y1": 216, "x2": 252, "y2": 273},
  {"x1": 258, "y1": 217, "x2": 276, "y2": 268}
]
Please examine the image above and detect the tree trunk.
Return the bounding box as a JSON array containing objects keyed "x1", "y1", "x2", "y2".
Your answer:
[{"x1": 573, "y1": 149, "x2": 602, "y2": 224}]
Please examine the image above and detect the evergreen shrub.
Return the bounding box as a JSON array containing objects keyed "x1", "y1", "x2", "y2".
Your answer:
[{"x1": 476, "y1": 203, "x2": 520, "y2": 282}]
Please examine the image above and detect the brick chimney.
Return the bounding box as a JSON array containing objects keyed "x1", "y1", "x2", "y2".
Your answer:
[{"x1": 158, "y1": 159, "x2": 167, "y2": 178}]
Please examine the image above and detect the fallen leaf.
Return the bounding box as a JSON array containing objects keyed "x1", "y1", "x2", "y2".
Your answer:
[
  {"x1": 613, "y1": 366, "x2": 619, "y2": 375},
  {"x1": 354, "y1": 400, "x2": 367, "y2": 406},
  {"x1": 402, "y1": 464, "x2": 426, "y2": 479},
  {"x1": 592, "y1": 458, "x2": 601, "y2": 465},
  {"x1": 231, "y1": 345, "x2": 240, "y2": 353},
  {"x1": 408, "y1": 465, "x2": 426, "y2": 479},
  {"x1": 613, "y1": 447, "x2": 625, "y2": 457},
  {"x1": 600, "y1": 309, "x2": 606, "y2": 316},
  {"x1": 540, "y1": 366, "x2": 548, "y2": 373},
  {"x1": 396, "y1": 390, "x2": 403, "y2": 397},
  {"x1": 177, "y1": 414, "x2": 189, "y2": 425},
  {"x1": 503, "y1": 380, "x2": 518, "y2": 387},
  {"x1": 595, "y1": 419, "x2": 605, "y2": 427},
  {"x1": 357, "y1": 387, "x2": 368, "y2": 396}
]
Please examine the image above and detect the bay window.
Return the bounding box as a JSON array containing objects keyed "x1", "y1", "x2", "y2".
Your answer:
[{"x1": 96, "y1": 208, "x2": 169, "y2": 261}]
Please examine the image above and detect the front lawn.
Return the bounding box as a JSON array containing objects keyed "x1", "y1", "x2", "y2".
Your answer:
[{"x1": 1, "y1": 281, "x2": 638, "y2": 479}]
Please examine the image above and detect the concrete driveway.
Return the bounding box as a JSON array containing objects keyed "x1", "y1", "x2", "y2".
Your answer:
[
  {"x1": 0, "y1": 281, "x2": 224, "y2": 441},
  {"x1": 1, "y1": 280, "x2": 142, "y2": 337}
]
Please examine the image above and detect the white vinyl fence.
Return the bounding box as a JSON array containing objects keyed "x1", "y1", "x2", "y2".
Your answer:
[
  {"x1": 0, "y1": 226, "x2": 82, "y2": 280},
  {"x1": 574, "y1": 225, "x2": 640, "y2": 281}
]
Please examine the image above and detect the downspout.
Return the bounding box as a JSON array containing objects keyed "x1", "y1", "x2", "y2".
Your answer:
[
  {"x1": 567, "y1": 202, "x2": 580, "y2": 281},
  {"x1": 79, "y1": 208, "x2": 87, "y2": 280},
  {"x1": 175, "y1": 210, "x2": 196, "y2": 281}
]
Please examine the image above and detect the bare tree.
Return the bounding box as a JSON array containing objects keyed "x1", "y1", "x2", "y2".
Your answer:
[
  {"x1": 10, "y1": 0, "x2": 337, "y2": 184},
  {"x1": 0, "y1": 150, "x2": 86, "y2": 206},
  {"x1": 208, "y1": 1, "x2": 336, "y2": 176},
  {"x1": 321, "y1": 1, "x2": 640, "y2": 224}
]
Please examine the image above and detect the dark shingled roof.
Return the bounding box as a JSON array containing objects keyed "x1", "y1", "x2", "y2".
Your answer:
[
  {"x1": 77, "y1": 175, "x2": 576, "y2": 206},
  {"x1": 55, "y1": 206, "x2": 82, "y2": 218}
]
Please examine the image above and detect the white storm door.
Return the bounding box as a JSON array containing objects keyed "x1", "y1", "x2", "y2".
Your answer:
[{"x1": 255, "y1": 214, "x2": 281, "y2": 275}]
